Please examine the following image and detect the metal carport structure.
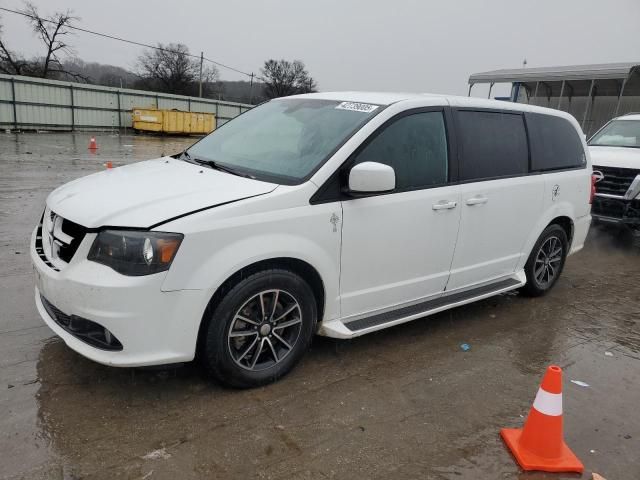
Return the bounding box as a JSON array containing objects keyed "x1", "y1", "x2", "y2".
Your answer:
[{"x1": 468, "y1": 62, "x2": 640, "y2": 136}]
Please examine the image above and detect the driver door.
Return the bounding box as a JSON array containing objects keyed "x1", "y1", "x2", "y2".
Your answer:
[{"x1": 339, "y1": 108, "x2": 461, "y2": 321}]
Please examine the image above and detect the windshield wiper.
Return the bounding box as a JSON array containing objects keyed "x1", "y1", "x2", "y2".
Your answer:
[
  {"x1": 590, "y1": 144, "x2": 640, "y2": 149},
  {"x1": 206, "y1": 160, "x2": 256, "y2": 179},
  {"x1": 181, "y1": 151, "x2": 255, "y2": 179},
  {"x1": 180, "y1": 150, "x2": 196, "y2": 162}
]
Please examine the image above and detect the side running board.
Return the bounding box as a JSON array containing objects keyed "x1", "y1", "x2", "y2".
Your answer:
[{"x1": 344, "y1": 278, "x2": 522, "y2": 333}]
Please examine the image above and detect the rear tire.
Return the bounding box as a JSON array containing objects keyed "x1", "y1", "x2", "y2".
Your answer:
[
  {"x1": 521, "y1": 224, "x2": 569, "y2": 297},
  {"x1": 201, "y1": 269, "x2": 317, "y2": 388}
]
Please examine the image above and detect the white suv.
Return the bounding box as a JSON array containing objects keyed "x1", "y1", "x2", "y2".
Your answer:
[
  {"x1": 589, "y1": 113, "x2": 640, "y2": 230},
  {"x1": 32, "y1": 93, "x2": 592, "y2": 387}
]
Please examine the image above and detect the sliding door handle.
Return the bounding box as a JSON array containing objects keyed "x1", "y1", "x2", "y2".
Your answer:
[
  {"x1": 432, "y1": 200, "x2": 457, "y2": 210},
  {"x1": 465, "y1": 196, "x2": 488, "y2": 206}
]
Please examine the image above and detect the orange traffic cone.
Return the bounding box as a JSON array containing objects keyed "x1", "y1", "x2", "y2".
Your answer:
[
  {"x1": 105, "y1": 161, "x2": 113, "y2": 169},
  {"x1": 501, "y1": 365, "x2": 584, "y2": 473},
  {"x1": 88, "y1": 136, "x2": 98, "y2": 150}
]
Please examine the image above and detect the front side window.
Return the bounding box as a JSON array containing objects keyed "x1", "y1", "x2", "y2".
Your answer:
[
  {"x1": 187, "y1": 99, "x2": 381, "y2": 184},
  {"x1": 352, "y1": 111, "x2": 448, "y2": 190},
  {"x1": 456, "y1": 110, "x2": 528, "y2": 181},
  {"x1": 589, "y1": 119, "x2": 640, "y2": 148}
]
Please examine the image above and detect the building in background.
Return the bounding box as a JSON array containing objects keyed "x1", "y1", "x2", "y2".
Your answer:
[{"x1": 468, "y1": 62, "x2": 640, "y2": 136}]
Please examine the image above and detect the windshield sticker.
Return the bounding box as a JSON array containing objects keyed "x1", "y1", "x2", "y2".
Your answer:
[{"x1": 335, "y1": 102, "x2": 379, "y2": 113}]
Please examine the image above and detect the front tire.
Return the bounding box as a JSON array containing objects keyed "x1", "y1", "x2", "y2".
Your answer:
[
  {"x1": 521, "y1": 224, "x2": 569, "y2": 297},
  {"x1": 201, "y1": 269, "x2": 317, "y2": 388}
]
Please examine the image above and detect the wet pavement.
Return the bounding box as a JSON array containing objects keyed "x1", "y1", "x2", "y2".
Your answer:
[{"x1": 1, "y1": 132, "x2": 639, "y2": 480}]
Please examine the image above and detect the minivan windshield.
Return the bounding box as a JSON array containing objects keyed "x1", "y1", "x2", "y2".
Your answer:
[
  {"x1": 186, "y1": 98, "x2": 381, "y2": 184},
  {"x1": 589, "y1": 119, "x2": 640, "y2": 148}
]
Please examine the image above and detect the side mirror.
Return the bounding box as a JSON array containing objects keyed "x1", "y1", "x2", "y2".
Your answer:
[{"x1": 349, "y1": 162, "x2": 395, "y2": 193}]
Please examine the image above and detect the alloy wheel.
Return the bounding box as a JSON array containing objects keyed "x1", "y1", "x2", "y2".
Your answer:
[
  {"x1": 534, "y1": 236, "x2": 563, "y2": 288},
  {"x1": 227, "y1": 289, "x2": 303, "y2": 371}
]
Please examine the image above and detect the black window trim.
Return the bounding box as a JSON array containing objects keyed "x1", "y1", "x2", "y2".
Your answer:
[
  {"x1": 451, "y1": 107, "x2": 587, "y2": 184},
  {"x1": 310, "y1": 106, "x2": 456, "y2": 204},
  {"x1": 310, "y1": 106, "x2": 588, "y2": 204}
]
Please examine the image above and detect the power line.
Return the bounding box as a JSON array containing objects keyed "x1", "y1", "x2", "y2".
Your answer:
[{"x1": 0, "y1": 6, "x2": 257, "y2": 79}]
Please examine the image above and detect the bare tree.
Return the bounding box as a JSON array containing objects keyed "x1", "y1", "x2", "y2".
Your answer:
[
  {"x1": 21, "y1": 3, "x2": 84, "y2": 79},
  {"x1": 261, "y1": 59, "x2": 317, "y2": 99},
  {"x1": 0, "y1": 4, "x2": 86, "y2": 80},
  {"x1": 136, "y1": 43, "x2": 218, "y2": 96},
  {"x1": 0, "y1": 21, "x2": 29, "y2": 74}
]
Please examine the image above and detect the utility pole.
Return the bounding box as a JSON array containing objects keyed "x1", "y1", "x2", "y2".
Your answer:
[
  {"x1": 199, "y1": 51, "x2": 203, "y2": 98},
  {"x1": 249, "y1": 72, "x2": 254, "y2": 104}
]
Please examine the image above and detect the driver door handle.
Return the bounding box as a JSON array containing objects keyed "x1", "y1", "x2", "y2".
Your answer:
[
  {"x1": 432, "y1": 200, "x2": 457, "y2": 210},
  {"x1": 465, "y1": 195, "x2": 488, "y2": 206}
]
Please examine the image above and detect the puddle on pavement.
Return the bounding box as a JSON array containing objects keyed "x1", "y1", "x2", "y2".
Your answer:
[{"x1": 1, "y1": 131, "x2": 196, "y2": 166}]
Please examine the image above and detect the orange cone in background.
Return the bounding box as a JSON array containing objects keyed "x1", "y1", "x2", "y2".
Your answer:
[
  {"x1": 88, "y1": 136, "x2": 98, "y2": 150},
  {"x1": 500, "y1": 365, "x2": 584, "y2": 473},
  {"x1": 105, "y1": 161, "x2": 113, "y2": 169}
]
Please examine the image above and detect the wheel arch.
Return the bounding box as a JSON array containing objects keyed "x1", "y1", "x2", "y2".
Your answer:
[
  {"x1": 548, "y1": 215, "x2": 574, "y2": 246},
  {"x1": 518, "y1": 204, "x2": 578, "y2": 271},
  {"x1": 196, "y1": 257, "x2": 326, "y2": 355}
]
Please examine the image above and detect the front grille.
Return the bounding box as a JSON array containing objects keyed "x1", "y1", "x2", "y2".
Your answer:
[
  {"x1": 35, "y1": 221, "x2": 59, "y2": 272},
  {"x1": 592, "y1": 197, "x2": 626, "y2": 218},
  {"x1": 592, "y1": 197, "x2": 640, "y2": 224},
  {"x1": 57, "y1": 217, "x2": 87, "y2": 263},
  {"x1": 593, "y1": 165, "x2": 639, "y2": 196},
  {"x1": 36, "y1": 209, "x2": 88, "y2": 269},
  {"x1": 40, "y1": 295, "x2": 123, "y2": 351}
]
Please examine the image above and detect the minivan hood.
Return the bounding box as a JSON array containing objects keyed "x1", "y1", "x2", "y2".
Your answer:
[
  {"x1": 589, "y1": 145, "x2": 640, "y2": 170},
  {"x1": 47, "y1": 157, "x2": 278, "y2": 228}
]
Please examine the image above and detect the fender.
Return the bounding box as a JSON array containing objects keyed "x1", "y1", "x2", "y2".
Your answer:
[
  {"x1": 516, "y1": 197, "x2": 577, "y2": 271},
  {"x1": 160, "y1": 201, "x2": 342, "y2": 323}
]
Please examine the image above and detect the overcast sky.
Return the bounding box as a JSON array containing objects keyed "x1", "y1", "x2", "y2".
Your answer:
[{"x1": 1, "y1": 0, "x2": 639, "y2": 97}]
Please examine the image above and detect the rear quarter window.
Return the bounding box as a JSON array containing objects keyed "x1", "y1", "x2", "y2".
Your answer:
[
  {"x1": 526, "y1": 113, "x2": 586, "y2": 171},
  {"x1": 455, "y1": 110, "x2": 528, "y2": 181}
]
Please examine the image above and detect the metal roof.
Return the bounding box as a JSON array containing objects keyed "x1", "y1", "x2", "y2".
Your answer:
[{"x1": 469, "y1": 62, "x2": 640, "y2": 84}]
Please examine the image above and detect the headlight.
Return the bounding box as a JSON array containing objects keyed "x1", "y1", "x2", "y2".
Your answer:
[{"x1": 88, "y1": 230, "x2": 183, "y2": 276}]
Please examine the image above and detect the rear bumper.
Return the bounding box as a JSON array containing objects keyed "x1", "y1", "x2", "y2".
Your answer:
[
  {"x1": 569, "y1": 214, "x2": 591, "y2": 255},
  {"x1": 31, "y1": 227, "x2": 209, "y2": 367}
]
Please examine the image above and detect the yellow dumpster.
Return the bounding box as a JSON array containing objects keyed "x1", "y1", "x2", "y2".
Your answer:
[{"x1": 132, "y1": 108, "x2": 215, "y2": 135}]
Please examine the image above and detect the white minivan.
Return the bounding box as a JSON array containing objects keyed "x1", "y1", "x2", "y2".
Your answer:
[{"x1": 32, "y1": 92, "x2": 592, "y2": 387}]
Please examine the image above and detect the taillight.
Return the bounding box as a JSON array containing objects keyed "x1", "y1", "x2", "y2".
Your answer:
[{"x1": 589, "y1": 174, "x2": 597, "y2": 204}]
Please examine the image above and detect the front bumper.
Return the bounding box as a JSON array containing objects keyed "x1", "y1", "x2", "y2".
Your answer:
[
  {"x1": 31, "y1": 227, "x2": 208, "y2": 367},
  {"x1": 592, "y1": 196, "x2": 640, "y2": 228}
]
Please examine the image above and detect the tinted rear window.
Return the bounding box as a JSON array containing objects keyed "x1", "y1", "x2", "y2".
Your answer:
[
  {"x1": 456, "y1": 110, "x2": 528, "y2": 181},
  {"x1": 527, "y1": 113, "x2": 586, "y2": 171}
]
